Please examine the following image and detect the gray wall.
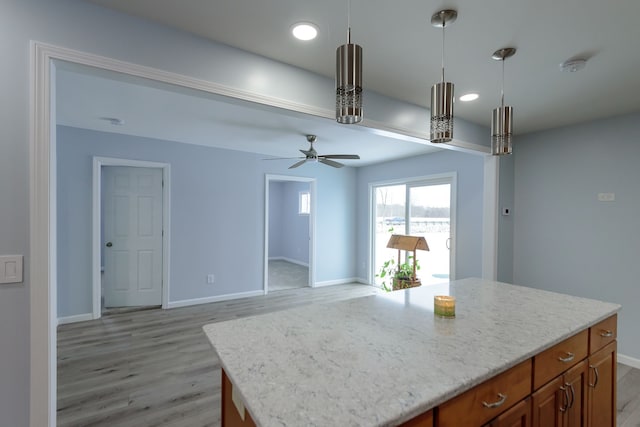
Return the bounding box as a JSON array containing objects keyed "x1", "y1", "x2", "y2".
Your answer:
[
  {"x1": 497, "y1": 155, "x2": 515, "y2": 283},
  {"x1": 57, "y1": 126, "x2": 356, "y2": 316},
  {"x1": 268, "y1": 181, "x2": 310, "y2": 264},
  {"x1": 356, "y1": 150, "x2": 486, "y2": 282},
  {"x1": 513, "y1": 112, "x2": 640, "y2": 359}
]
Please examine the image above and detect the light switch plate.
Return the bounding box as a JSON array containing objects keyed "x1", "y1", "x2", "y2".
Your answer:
[{"x1": 0, "y1": 255, "x2": 24, "y2": 284}]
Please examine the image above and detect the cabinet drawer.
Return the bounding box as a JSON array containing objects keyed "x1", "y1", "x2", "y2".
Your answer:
[
  {"x1": 438, "y1": 360, "x2": 532, "y2": 427},
  {"x1": 533, "y1": 329, "x2": 588, "y2": 390},
  {"x1": 589, "y1": 314, "x2": 617, "y2": 354}
]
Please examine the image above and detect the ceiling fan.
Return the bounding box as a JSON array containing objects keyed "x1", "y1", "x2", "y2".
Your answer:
[{"x1": 267, "y1": 134, "x2": 360, "y2": 169}]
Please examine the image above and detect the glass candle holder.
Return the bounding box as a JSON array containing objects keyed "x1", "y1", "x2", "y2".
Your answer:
[{"x1": 434, "y1": 295, "x2": 456, "y2": 318}]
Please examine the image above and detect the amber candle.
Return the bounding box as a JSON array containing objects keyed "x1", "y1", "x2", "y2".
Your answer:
[{"x1": 434, "y1": 295, "x2": 456, "y2": 318}]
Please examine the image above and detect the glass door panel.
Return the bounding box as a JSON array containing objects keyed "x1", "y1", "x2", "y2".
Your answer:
[
  {"x1": 408, "y1": 183, "x2": 451, "y2": 285},
  {"x1": 373, "y1": 185, "x2": 406, "y2": 288}
]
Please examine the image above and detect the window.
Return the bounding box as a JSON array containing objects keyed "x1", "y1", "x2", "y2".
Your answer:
[{"x1": 299, "y1": 191, "x2": 310, "y2": 215}]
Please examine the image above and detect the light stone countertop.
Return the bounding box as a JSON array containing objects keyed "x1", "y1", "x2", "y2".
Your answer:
[{"x1": 203, "y1": 278, "x2": 620, "y2": 426}]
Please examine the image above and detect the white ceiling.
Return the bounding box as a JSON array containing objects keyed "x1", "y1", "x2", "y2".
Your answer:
[
  {"x1": 56, "y1": 63, "x2": 441, "y2": 167},
  {"x1": 87, "y1": 0, "x2": 640, "y2": 134}
]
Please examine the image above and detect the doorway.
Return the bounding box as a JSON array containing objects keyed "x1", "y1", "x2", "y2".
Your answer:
[
  {"x1": 92, "y1": 157, "x2": 171, "y2": 319},
  {"x1": 264, "y1": 175, "x2": 316, "y2": 293},
  {"x1": 371, "y1": 173, "x2": 456, "y2": 287},
  {"x1": 30, "y1": 43, "x2": 497, "y2": 426}
]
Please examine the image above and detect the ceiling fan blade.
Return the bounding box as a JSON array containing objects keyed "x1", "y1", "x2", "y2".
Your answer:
[
  {"x1": 320, "y1": 154, "x2": 360, "y2": 159},
  {"x1": 300, "y1": 149, "x2": 312, "y2": 156},
  {"x1": 289, "y1": 159, "x2": 307, "y2": 169},
  {"x1": 319, "y1": 158, "x2": 344, "y2": 168},
  {"x1": 263, "y1": 156, "x2": 304, "y2": 160}
]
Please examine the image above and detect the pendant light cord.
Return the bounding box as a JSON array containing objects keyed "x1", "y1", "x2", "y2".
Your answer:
[
  {"x1": 441, "y1": 19, "x2": 445, "y2": 83},
  {"x1": 347, "y1": 0, "x2": 351, "y2": 43},
  {"x1": 501, "y1": 58, "x2": 505, "y2": 107}
]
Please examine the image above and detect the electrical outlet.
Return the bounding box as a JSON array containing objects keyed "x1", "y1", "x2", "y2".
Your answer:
[{"x1": 207, "y1": 274, "x2": 215, "y2": 284}]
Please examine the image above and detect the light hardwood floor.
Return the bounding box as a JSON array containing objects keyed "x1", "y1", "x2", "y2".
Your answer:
[
  {"x1": 58, "y1": 284, "x2": 640, "y2": 426},
  {"x1": 57, "y1": 283, "x2": 377, "y2": 426}
]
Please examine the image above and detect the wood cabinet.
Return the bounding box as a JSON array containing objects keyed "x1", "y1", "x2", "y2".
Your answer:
[
  {"x1": 532, "y1": 375, "x2": 564, "y2": 427},
  {"x1": 485, "y1": 397, "x2": 531, "y2": 427},
  {"x1": 588, "y1": 315, "x2": 616, "y2": 354},
  {"x1": 532, "y1": 360, "x2": 587, "y2": 427},
  {"x1": 564, "y1": 360, "x2": 588, "y2": 426},
  {"x1": 529, "y1": 315, "x2": 617, "y2": 427},
  {"x1": 587, "y1": 341, "x2": 617, "y2": 427},
  {"x1": 438, "y1": 360, "x2": 532, "y2": 427},
  {"x1": 533, "y1": 330, "x2": 588, "y2": 390},
  {"x1": 220, "y1": 315, "x2": 617, "y2": 427},
  {"x1": 400, "y1": 410, "x2": 433, "y2": 427},
  {"x1": 222, "y1": 370, "x2": 256, "y2": 427}
]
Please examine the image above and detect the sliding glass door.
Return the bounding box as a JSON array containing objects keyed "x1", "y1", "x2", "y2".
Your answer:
[{"x1": 372, "y1": 175, "x2": 454, "y2": 288}]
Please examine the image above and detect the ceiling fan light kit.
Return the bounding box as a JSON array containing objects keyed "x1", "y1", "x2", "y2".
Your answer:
[
  {"x1": 336, "y1": 0, "x2": 363, "y2": 124},
  {"x1": 491, "y1": 47, "x2": 516, "y2": 155},
  {"x1": 430, "y1": 9, "x2": 457, "y2": 144}
]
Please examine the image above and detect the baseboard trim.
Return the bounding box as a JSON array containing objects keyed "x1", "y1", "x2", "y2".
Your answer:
[
  {"x1": 57, "y1": 313, "x2": 94, "y2": 325},
  {"x1": 268, "y1": 256, "x2": 309, "y2": 267},
  {"x1": 167, "y1": 290, "x2": 265, "y2": 309},
  {"x1": 618, "y1": 353, "x2": 640, "y2": 370},
  {"x1": 314, "y1": 278, "x2": 364, "y2": 287}
]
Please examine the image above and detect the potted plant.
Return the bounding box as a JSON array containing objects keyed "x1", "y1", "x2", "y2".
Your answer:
[{"x1": 377, "y1": 255, "x2": 421, "y2": 292}]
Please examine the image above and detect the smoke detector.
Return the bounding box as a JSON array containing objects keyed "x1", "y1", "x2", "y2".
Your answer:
[{"x1": 559, "y1": 58, "x2": 587, "y2": 73}]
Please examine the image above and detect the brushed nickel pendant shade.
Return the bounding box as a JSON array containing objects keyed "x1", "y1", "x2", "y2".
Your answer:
[
  {"x1": 336, "y1": 0, "x2": 363, "y2": 124},
  {"x1": 491, "y1": 47, "x2": 516, "y2": 155},
  {"x1": 430, "y1": 9, "x2": 457, "y2": 143}
]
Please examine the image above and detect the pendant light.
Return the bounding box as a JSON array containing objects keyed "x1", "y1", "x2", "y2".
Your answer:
[
  {"x1": 430, "y1": 9, "x2": 457, "y2": 143},
  {"x1": 491, "y1": 47, "x2": 516, "y2": 155},
  {"x1": 336, "y1": 0, "x2": 363, "y2": 124}
]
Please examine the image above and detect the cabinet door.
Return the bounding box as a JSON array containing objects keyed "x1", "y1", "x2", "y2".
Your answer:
[
  {"x1": 532, "y1": 376, "x2": 564, "y2": 427},
  {"x1": 222, "y1": 369, "x2": 256, "y2": 427},
  {"x1": 486, "y1": 397, "x2": 531, "y2": 427},
  {"x1": 587, "y1": 341, "x2": 616, "y2": 427},
  {"x1": 563, "y1": 360, "x2": 588, "y2": 427},
  {"x1": 400, "y1": 410, "x2": 433, "y2": 427}
]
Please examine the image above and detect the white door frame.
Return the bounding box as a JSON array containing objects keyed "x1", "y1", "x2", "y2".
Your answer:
[
  {"x1": 29, "y1": 41, "x2": 497, "y2": 426},
  {"x1": 264, "y1": 174, "x2": 316, "y2": 293},
  {"x1": 92, "y1": 157, "x2": 171, "y2": 319},
  {"x1": 368, "y1": 172, "x2": 457, "y2": 284}
]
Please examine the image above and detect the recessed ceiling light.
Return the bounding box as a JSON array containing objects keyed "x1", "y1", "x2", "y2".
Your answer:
[
  {"x1": 559, "y1": 58, "x2": 587, "y2": 73},
  {"x1": 459, "y1": 93, "x2": 479, "y2": 102},
  {"x1": 291, "y1": 23, "x2": 318, "y2": 41}
]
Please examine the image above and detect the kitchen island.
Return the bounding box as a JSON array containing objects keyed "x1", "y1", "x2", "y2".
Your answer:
[{"x1": 203, "y1": 278, "x2": 620, "y2": 426}]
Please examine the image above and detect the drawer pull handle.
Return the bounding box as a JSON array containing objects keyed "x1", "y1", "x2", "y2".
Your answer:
[
  {"x1": 482, "y1": 393, "x2": 507, "y2": 409},
  {"x1": 558, "y1": 352, "x2": 575, "y2": 363},
  {"x1": 600, "y1": 330, "x2": 613, "y2": 338},
  {"x1": 589, "y1": 365, "x2": 600, "y2": 388}
]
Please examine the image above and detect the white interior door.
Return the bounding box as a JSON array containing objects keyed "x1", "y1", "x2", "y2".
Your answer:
[{"x1": 103, "y1": 166, "x2": 163, "y2": 307}]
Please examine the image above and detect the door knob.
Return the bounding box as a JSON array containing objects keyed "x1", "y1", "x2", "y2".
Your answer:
[{"x1": 106, "y1": 242, "x2": 113, "y2": 247}]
